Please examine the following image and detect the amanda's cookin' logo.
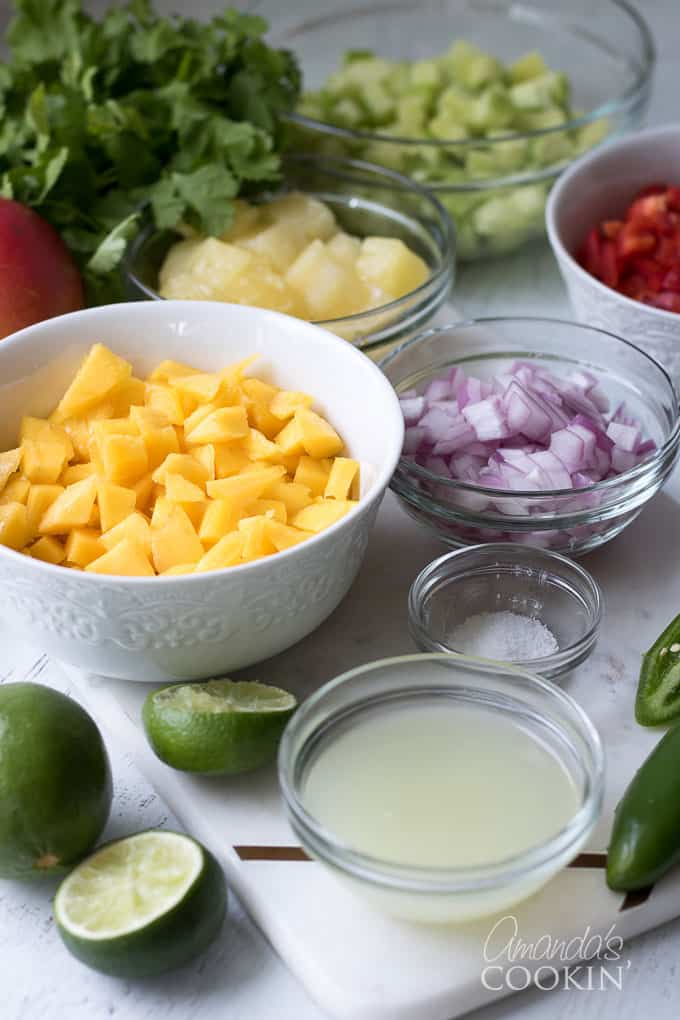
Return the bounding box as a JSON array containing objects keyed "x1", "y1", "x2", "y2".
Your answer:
[{"x1": 481, "y1": 915, "x2": 631, "y2": 992}]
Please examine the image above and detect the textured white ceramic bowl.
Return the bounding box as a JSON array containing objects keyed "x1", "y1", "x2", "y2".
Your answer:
[
  {"x1": 546, "y1": 124, "x2": 680, "y2": 380},
  {"x1": 0, "y1": 301, "x2": 403, "y2": 682}
]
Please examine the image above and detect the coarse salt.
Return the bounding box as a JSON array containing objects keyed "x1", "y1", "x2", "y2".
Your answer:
[{"x1": 449, "y1": 610, "x2": 559, "y2": 661}]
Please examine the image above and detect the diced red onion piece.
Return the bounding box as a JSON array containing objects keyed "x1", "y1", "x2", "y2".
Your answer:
[
  {"x1": 462, "y1": 395, "x2": 510, "y2": 441},
  {"x1": 399, "y1": 396, "x2": 426, "y2": 424},
  {"x1": 404, "y1": 426, "x2": 425, "y2": 453},
  {"x1": 607, "y1": 422, "x2": 641, "y2": 452}
]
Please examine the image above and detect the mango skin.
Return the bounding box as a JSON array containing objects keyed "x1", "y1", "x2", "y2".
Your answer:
[{"x1": 0, "y1": 198, "x2": 83, "y2": 339}]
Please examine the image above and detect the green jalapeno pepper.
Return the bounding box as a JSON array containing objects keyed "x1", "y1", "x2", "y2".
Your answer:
[{"x1": 635, "y1": 613, "x2": 680, "y2": 726}]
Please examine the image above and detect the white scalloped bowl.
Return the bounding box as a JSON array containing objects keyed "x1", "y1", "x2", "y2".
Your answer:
[
  {"x1": 0, "y1": 301, "x2": 404, "y2": 682},
  {"x1": 546, "y1": 124, "x2": 680, "y2": 382}
]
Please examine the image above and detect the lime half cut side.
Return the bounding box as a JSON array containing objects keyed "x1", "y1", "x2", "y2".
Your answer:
[
  {"x1": 142, "y1": 679, "x2": 298, "y2": 776},
  {"x1": 54, "y1": 831, "x2": 227, "y2": 977}
]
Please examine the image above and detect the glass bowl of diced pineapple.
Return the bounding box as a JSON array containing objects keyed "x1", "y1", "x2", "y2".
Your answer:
[
  {"x1": 275, "y1": 0, "x2": 654, "y2": 262},
  {"x1": 124, "y1": 153, "x2": 455, "y2": 357}
]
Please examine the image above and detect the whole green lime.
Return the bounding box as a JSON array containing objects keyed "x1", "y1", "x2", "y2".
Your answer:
[
  {"x1": 142, "y1": 679, "x2": 297, "y2": 776},
  {"x1": 0, "y1": 682, "x2": 112, "y2": 880},
  {"x1": 55, "y1": 830, "x2": 227, "y2": 978}
]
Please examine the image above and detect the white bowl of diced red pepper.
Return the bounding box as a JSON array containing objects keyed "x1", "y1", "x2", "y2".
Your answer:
[{"x1": 546, "y1": 123, "x2": 680, "y2": 382}]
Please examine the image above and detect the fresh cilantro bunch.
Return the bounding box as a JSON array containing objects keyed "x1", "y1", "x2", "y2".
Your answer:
[{"x1": 0, "y1": 0, "x2": 301, "y2": 303}]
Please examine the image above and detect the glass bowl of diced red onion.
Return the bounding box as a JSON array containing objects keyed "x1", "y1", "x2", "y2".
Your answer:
[{"x1": 380, "y1": 318, "x2": 680, "y2": 555}]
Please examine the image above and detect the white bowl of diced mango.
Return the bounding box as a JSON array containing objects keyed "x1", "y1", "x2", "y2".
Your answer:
[{"x1": 0, "y1": 300, "x2": 403, "y2": 682}]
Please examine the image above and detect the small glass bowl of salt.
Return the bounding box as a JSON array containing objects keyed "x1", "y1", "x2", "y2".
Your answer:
[{"x1": 408, "y1": 544, "x2": 603, "y2": 681}]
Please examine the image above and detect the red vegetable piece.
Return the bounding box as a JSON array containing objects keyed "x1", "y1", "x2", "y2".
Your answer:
[{"x1": 649, "y1": 292, "x2": 680, "y2": 313}]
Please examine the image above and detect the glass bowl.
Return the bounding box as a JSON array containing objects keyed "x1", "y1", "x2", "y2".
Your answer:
[
  {"x1": 276, "y1": 0, "x2": 654, "y2": 262},
  {"x1": 123, "y1": 153, "x2": 454, "y2": 355},
  {"x1": 278, "y1": 653, "x2": 604, "y2": 924},
  {"x1": 409, "y1": 544, "x2": 603, "y2": 681},
  {"x1": 380, "y1": 317, "x2": 680, "y2": 556}
]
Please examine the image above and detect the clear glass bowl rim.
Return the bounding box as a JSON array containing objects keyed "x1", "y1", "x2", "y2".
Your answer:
[
  {"x1": 279, "y1": 0, "x2": 656, "y2": 154},
  {"x1": 278, "y1": 652, "x2": 605, "y2": 894},
  {"x1": 380, "y1": 315, "x2": 680, "y2": 506},
  {"x1": 122, "y1": 152, "x2": 455, "y2": 333},
  {"x1": 407, "y1": 543, "x2": 603, "y2": 678}
]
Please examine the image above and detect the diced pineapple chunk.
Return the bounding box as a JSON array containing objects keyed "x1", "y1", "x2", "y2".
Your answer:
[
  {"x1": 0, "y1": 449, "x2": 22, "y2": 493},
  {"x1": 326, "y1": 231, "x2": 361, "y2": 266},
  {"x1": 60, "y1": 463, "x2": 97, "y2": 486},
  {"x1": 90, "y1": 417, "x2": 140, "y2": 440},
  {"x1": 145, "y1": 382, "x2": 186, "y2": 425},
  {"x1": 266, "y1": 193, "x2": 336, "y2": 241},
  {"x1": 60, "y1": 417, "x2": 92, "y2": 462},
  {"x1": 152, "y1": 453, "x2": 209, "y2": 487},
  {"x1": 267, "y1": 480, "x2": 313, "y2": 515},
  {"x1": 192, "y1": 444, "x2": 216, "y2": 480},
  {"x1": 97, "y1": 481, "x2": 137, "y2": 532},
  {"x1": 291, "y1": 499, "x2": 357, "y2": 532},
  {"x1": 109, "y1": 377, "x2": 146, "y2": 416},
  {"x1": 26, "y1": 485, "x2": 63, "y2": 537},
  {"x1": 28, "y1": 536, "x2": 66, "y2": 565},
  {"x1": 295, "y1": 409, "x2": 344, "y2": 458},
  {"x1": 0, "y1": 502, "x2": 29, "y2": 550},
  {"x1": 149, "y1": 360, "x2": 202, "y2": 383},
  {"x1": 85, "y1": 538, "x2": 154, "y2": 577},
  {"x1": 269, "y1": 390, "x2": 314, "y2": 421},
  {"x1": 20, "y1": 418, "x2": 74, "y2": 461},
  {"x1": 184, "y1": 406, "x2": 249, "y2": 445},
  {"x1": 265, "y1": 520, "x2": 311, "y2": 552},
  {"x1": 240, "y1": 428, "x2": 282, "y2": 463},
  {"x1": 101, "y1": 511, "x2": 152, "y2": 555},
  {"x1": 98, "y1": 434, "x2": 148, "y2": 486},
  {"x1": 171, "y1": 372, "x2": 223, "y2": 403},
  {"x1": 151, "y1": 505, "x2": 204, "y2": 573},
  {"x1": 0, "y1": 477, "x2": 30, "y2": 505},
  {"x1": 198, "y1": 499, "x2": 240, "y2": 547},
  {"x1": 285, "y1": 239, "x2": 369, "y2": 320},
  {"x1": 238, "y1": 221, "x2": 306, "y2": 274},
  {"x1": 52, "y1": 344, "x2": 132, "y2": 422},
  {"x1": 65, "y1": 528, "x2": 106, "y2": 568},
  {"x1": 246, "y1": 498, "x2": 287, "y2": 524},
  {"x1": 214, "y1": 446, "x2": 251, "y2": 479},
  {"x1": 238, "y1": 515, "x2": 277, "y2": 560},
  {"x1": 275, "y1": 417, "x2": 305, "y2": 456},
  {"x1": 295, "y1": 456, "x2": 331, "y2": 497},
  {"x1": 194, "y1": 532, "x2": 244, "y2": 572},
  {"x1": 21, "y1": 440, "x2": 68, "y2": 485},
  {"x1": 207, "y1": 466, "x2": 285, "y2": 504},
  {"x1": 165, "y1": 474, "x2": 205, "y2": 503},
  {"x1": 325, "y1": 457, "x2": 360, "y2": 500},
  {"x1": 139, "y1": 424, "x2": 180, "y2": 472},
  {"x1": 356, "y1": 237, "x2": 428, "y2": 299},
  {"x1": 39, "y1": 477, "x2": 98, "y2": 535}
]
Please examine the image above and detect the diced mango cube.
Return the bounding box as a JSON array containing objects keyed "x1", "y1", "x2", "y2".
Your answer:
[
  {"x1": 269, "y1": 391, "x2": 314, "y2": 421},
  {"x1": 0, "y1": 449, "x2": 22, "y2": 493},
  {"x1": 294, "y1": 456, "x2": 331, "y2": 497},
  {"x1": 274, "y1": 417, "x2": 305, "y2": 456},
  {"x1": 20, "y1": 418, "x2": 74, "y2": 461},
  {"x1": 267, "y1": 480, "x2": 313, "y2": 515},
  {"x1": 65, "y1": 528, "x2": 106, "y2": 567},
  {"x1": 129, "y1": 406, "x2": 170, "y2": 430},
  {"x1": 194, "y1": 532, "x2": 244, "y2": 572},
  {"x1": 170, "y1": 372, "x2": 223, "y2": 403},
  {"x1": 60, "y1": 417, "x2": 92, "y2": 462},
  {"x1": 97, "y1": 481, "x2": 137, "y2": 532},
  {"x1": 198, "y1": 499, "x2": 240, "y2": 547},
  {"x1": 110, "y1": 377, "x2": 146, "y2": 416},
  {"x1": 246, "y1": 498, "x2": 287, "y2": 524},
  {"x1": 0, "y1": 477, "x2": 30, "y2": 505},
  {"x1": 152, "y1": 453, "x2": 209, "y2": 487},
  {"x1": 99, "y1": 434, "x2": 148, "y2": 485},
  {"x1": 39, "y1": 477, "x2": 98, "y2": 535},
  {"x1": 138, "y1": 424, "x2": 180, "y2": 471},
  {"x1": 295, "y1": 408, "x2": 343, "y2": 459},
  {"x1": 214, "y1": 446, "x2": 250, "y2": 479},
  {"x1": 28, "y1": 536, "x2": 66, "y2": 565},
  {"x1": 151, "y1": 505, "x2": 204, "y2": 573},
  {"x1": 291, "y1": 499, "x2": 357, "y2": 532},
  {"x1": 265, "y1": 520, "x2": 311, "y2": 552},
  {"x1": 161, "y1": 563, "x2": 196, "y2": 576},
  {"x1": 240, "y1": 428, "x2": 282, "y2": 463},
  {"x1": 85, "y1": 538, "x2": 154, "y2": 577},
  {"x1": 184, "y1": 406, "x2": 249, "y2": 445},
  {"x1": 52, "y1": 344, "x2": 132, "y2": 422},
  {"x1": 101, "y1": 511, "x2": 152, "y2": 555},
  {"x1": 324, "y1": 457, "x2": 360, "y2": 500},
  {"x1": 165, "y1": 473, "x2": 205, "y2": 503},
  {"x1": 145, "y1": 382, "x2": 186, "y2": 425},
  {"x1": 90, "y1": 417, "x2": 140, "y2": 440},
  {"x1": 192, "y1": 444, "x2": 216, "y2": 480},
  {"x1": 60, "y1": 463, "x2": 97, "y2": 486},
  {"x1": 0, "y1": 502, "x2": 29, "y2": 550},
  {"x1": 21, "y1": 440, "x2": 68, "y2": 485},
  {"x1": 238, "y1": 515, "x2": 278, "y2": 560},
  {"x1": 133, "y1": 473, "x2": 155, "y2": 512},
  {"x1": 150, "y1": 360, "x2": 201, "y2": 383}
]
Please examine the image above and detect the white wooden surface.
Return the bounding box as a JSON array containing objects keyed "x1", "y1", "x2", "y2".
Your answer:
[{"x1": 2, "y1": 1, "x2": 680, "y2": 1018}]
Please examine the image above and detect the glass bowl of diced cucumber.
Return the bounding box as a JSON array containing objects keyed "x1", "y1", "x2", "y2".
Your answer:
[{"x1": 277, "y1": 0, "x2": 654, "y2": 262}]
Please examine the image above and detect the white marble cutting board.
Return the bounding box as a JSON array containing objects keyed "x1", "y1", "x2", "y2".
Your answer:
[{"x1": 54, "y1": 476, "x2": 680, "y2": 1020}]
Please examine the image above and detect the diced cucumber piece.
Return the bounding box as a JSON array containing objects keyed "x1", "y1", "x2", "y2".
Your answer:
[
  {"x1": 509, "y1": 72, "x2": 569, "y2": 110},
  {"x1": 435, "y1": 85, "x2": 471, "y2": 124},
  {"x1": 483, "y1": 136, "x2": 529, "y2": 173},
  {"x1": 531, "y1": 131, "x2": 574, "y2": 167},
  {"x1": 409, "y1": 60, "x2": 442, "y2": 91},
  {"x1": 330, "y1": 97, "x2": 365, "y2": 128},
  {"x1": 473, "y1": 184, "x2": 546, "y2": 245},
  {"x1": 428, "y1": 113, "x2": 470, "y2": 141},
  {"x1": 360, "y1": 81, "x2": 396, "y2": 125},
  {"x1": 465, "y1": 149, "x2": 501, "y2": 179},
  {"x1": 576, "y1": 117, "x2": 610, "y2": 153},
  {"x1": 342, "y1": 57, "x2": 394, "y2": 88},
  {"x1": 509, "y1": 51, "x2": 549, "y2": 84},
  {"x1": 446, "y1": 40, "x2": 503, "y2": 90},
  {"x1": 466, "y1": 85, "x2": 515, "y2": 133},
  {"x1": 395, "y1": 94, "x2": 430, "y2": 134},
  {"x1": 362, "y1": 140, "x2": 407, "y2": 173},
  {"x1": 343, "y1": 49, "x2": 376, "y2": 65},
  {"x1": 518, "y1": 106, "x2": 568, "y2": 131}
]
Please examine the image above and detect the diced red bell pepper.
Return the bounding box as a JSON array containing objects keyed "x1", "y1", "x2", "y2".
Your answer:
[
  {"x1": 662, "y1": 267, "x2": 680, "y2": 293},
  {"x1": 648, "y1": 291, "x2": 680, "y2": 313}
]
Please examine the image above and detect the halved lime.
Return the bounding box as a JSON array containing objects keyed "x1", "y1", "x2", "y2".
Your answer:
[
  {"x1": 142, "y1": 679, "x2": 297, "y2": 776},
  {"x1": 54, "y1": 830, "x2": 226, "y2": 977}
]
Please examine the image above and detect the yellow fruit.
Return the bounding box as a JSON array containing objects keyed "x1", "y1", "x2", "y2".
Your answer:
[
  {"x1": 324, "y1": 458, "x2": 360, "y2": 500},
  {"x1": 214, "y1": 446, "x2": 250, "y2": 479},
  {"x1": 145, "y1": 383, "x2": 186, "y2": 426},
  {"x1": 0, "y1": 449, "x2": 22, "y2": 493},
  {"x1": 152, "y1": 453, "x2": 209, "y2": 488},
  {"x1": 295, "y1": 409, "x2": 344, "y2": 459},
  {"x1": 28, "y1": 536, "x2": 66, "y2": 565},
  {"x1": 101, "y1": 511, "x2": 152, "y2": 556},
  {"x1": 246, "y1": 499, "x2": 287, "y2": 524},
  {"x1": 194, "y1": 533, "x2": 243, "y2": 572},
  {"x1": 240, "y1": 428, "x2": 282, "y2": 463},
  {"x1": 21, "y1": 440, "x2": 68, "y2": 485},
  {"x1": 151, "y1": 505, "x2": 204, "y2": 574},
  {"x1": 97, "y1": 482, "x2": 137, "y2": 533},
  {"x1": 60, "y1": 463, "x2": 97, "y2": 486},
  {"x1": 39, "y1": 477, "x2": 98, "y2": 535},
  {"x1": 0, "y1": 477, "x2": 30, "y2": 505},
  {"x1": 170, "y1": 373, "x2": 223, "y2": 403},
  {"x1": 109, "y1": 376, "x2": 146, "y2": 417},
  {"x1": 326, "y1": 231, "x2": 361, "y2": 266},
  {"x1": 290, "y1": 499, "x2": 357, "y2": 532},
  {"x1": 59, "y1": 417, "x2": 92, "y2": 462},
  {"x1": 184, "y1": 407, "x2": 249, "y2": 445},
  {"x1": 132, "y1": 473, "x2": 155, "y2": 513},
  {"x1": 65, "y1": 528, "x2": 106, "y2": 568},
  {"x1": 98, "y1": 434, "x2": 148, "y2": 486},
  {"x1": 238, "y1": 515, "x2": 277, "y2": 560},
  {"x1": 266, "y1": 193, "x2": 336, "y2": 241},
  {"x1": 198, "y1": 499, "x2": 239, "y2": 547},
  {"x1": 20, "y1": 418, "x2": 74, "y2": 461},
  {"x1": 274, "y1": 417, "x2": 305, "y2": 456},
  {"x1": 165, "y1": 474, "x2": 205, "y2": 503},
  {"x1": 265, "y1": 520, "x2": 310, "y2": 552},
  {"x1": 267, "y1": 480, "x2": 312, "y2": 515},
  {"x1": 191, "y1": 444, "x2": 216, "y2": 481},
  {"x1": 286, "y1": 239, "x2": 369, "y2": 320},
  {"x1": 149, "y1": 360, "x2": 201, "y2": 383},
  {"x1": 52, "y1": 344, "x2": 132, "y2": 422},
  {"x1": 26, "y1": 485, "x2": 63, "y2": 537},
  {"x1": 207, "y1": 466, "x2": 285, "y2": 505},
  {"x1": 269, "y1": 390, "x2": 314, "y2": 421},
  {"x1": 356, "y1": 237, "x2": 428, "y2": 299},
  {"x1": 294, "y1": 456, "x2": 331, "y2": 497},
  {"x1": 0, "y1": 502, "x2": 29, "y2": 550},
  {"x1": 85, "y1": 538, "x2": 154, "y2": 577}
]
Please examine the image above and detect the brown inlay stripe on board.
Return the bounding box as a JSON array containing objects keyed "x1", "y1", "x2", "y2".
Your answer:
[{"x1": 233, "y1": 846, "x2": 654, "y2": 913}]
